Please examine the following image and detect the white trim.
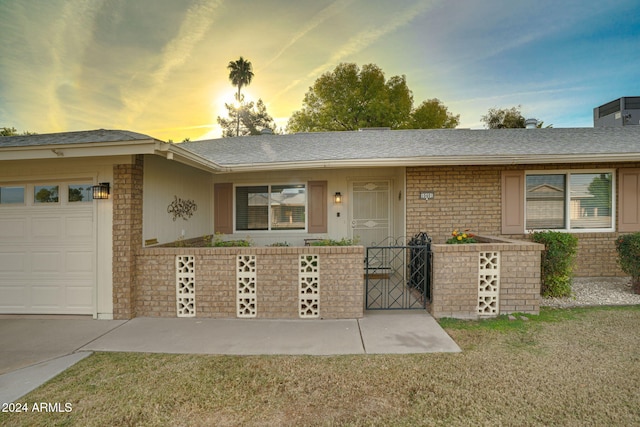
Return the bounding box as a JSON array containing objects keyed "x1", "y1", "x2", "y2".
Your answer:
[
  {"x1": 209, "y1": 153, "x2": 640, "y2": 174},
  {"x1": 524, "y1": 169, "x2": 616, "y2": 233}
]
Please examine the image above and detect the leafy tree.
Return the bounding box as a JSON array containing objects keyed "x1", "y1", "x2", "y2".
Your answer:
[
  {"x1": 404, "y1": 98, "x2": 459, "y2": 129},
  {"x1": 1, "y1": 127, "x2": 18, "y2": 136},
  {"x1": 217, "y1": 98, "x2": 276, "y2": 137},
  {"x1": 481, "y1": 106, "x2": 551, "y2": 129},
  {"x1": 481, "y1": 106, "x2": 526, "y2": 129},
  {"x1": 287, "y1": 63, "x2": 414, "y2": 132},
  {"x1": 1, "y1": 127, "x2": 36, "y2": 136},
  {"x1": 227, "y1": 57, "x2": 255, "y2": 137}
]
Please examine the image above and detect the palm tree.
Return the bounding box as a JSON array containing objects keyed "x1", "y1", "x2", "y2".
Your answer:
[{"x1": 227, "y1": 57, "x2": 254, "y2": 136}]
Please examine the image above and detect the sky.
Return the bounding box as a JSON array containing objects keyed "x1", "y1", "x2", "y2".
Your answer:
[{"x1": 1, "y1": 0, "x2": 639, "y2": 142}]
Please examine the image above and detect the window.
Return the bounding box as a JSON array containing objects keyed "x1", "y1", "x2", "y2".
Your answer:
[
  {"x1": 0, "y1": 186, "x2": 25, "y2": 204},
  {"x1": 68, "y1": 184, "x2": 93, "y2": 202},
  {"x1": 34, "y1": 185, "x2": 59, "y2": 203},
  {"x1": 526, "y1": 172, "x2": 613, "y2": 231},
  {"x1": 236, "y1": 184, "x2": 306, "y2": 231}
]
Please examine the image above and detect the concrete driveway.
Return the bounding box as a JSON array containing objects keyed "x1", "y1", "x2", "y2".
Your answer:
[{"x1": 0, "y1": 316, "x2": 126, "y2": 375}]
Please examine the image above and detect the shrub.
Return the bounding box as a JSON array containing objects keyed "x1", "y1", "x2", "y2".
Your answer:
[
  {"x1": 310, "y1": 237, "x2": 359, "y2": 246},
  {"x1": 530, "y1": 231, "x2": 578, "y2": 297},
  {"x1": 615, "y1": 233, "x2": 640, "y2": 294},
  {"x1": 207, "y1": 233, "x2": 252, "y2": 247}
]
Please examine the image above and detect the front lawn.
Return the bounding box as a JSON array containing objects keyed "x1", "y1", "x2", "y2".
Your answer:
[{"x1": 2, "y1": 306, "x2": 639, "y2": 426}]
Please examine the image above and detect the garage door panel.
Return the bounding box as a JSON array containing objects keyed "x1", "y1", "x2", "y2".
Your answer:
[
  {"x1": 0, "y1": 251, "x2": 27, "y2": 273},
  {"x1": 32, "y1": 251, "x2": 63, "y2": 273},
  {"x1": 0, "y1": 217, "x2": 26, "y2": 240},
  {"x1": 31, "y1": 284, "x2": 63, "y2": 309},
  {"x1": 66, "y1": 251, "x2": 94, "y2": 273},
  {"x1": 0, "y1": 283, "x2": 27, "y2": 308},
  {"x1": 66, "y1": 285, "x2": 93, "y2": 309},
  {"x1": 65, "y1": 216, "x2": 93, "y2": 239},
  {"x1": 31, "y1": 217, "x2": 62, "y2": 239}
]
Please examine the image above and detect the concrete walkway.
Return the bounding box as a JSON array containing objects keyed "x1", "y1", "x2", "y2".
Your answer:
[{"x1": 0, "y1": 311, "x2": 460, "y2": 403}]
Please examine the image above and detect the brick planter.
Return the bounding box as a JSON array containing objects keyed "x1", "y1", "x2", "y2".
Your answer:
[
  {"x1": 135, "y1": 246, "x2": 365, "y2": 319},
  {"x1": 430, "y1": 236, "x2": 544, "y2": 319}
]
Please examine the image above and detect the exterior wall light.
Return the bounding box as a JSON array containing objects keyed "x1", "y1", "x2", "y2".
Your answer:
[
  {"x1": 92, "y1": 182, "x2": 110, "y2": 200},
  {"x1": 334, "y1": 192, "x2": 342, "y2": 204}
]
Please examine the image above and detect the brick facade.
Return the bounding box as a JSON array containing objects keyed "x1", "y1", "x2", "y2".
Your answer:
[
  {"x1": 112, "y1": 155, "x2": 144, "y2": 319},
  {"x1": 135, "y1": 246, "x2": 365, "y2": 319},
  {"x1": 431, "y1": 237, "x2": 543, "y2": 319},
  {"x1": 407, "y1": 163, "x2": 640, "y2": 277}
]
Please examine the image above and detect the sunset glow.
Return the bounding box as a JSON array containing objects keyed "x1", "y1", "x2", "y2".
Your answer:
[{"x1": 1, "y1": 1, "x2": 639, "y2": 141}]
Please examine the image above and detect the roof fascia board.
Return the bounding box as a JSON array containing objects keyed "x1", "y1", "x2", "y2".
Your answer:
[
  {"x1": 0, "y1": 139, "x2": 158, "y2": 161},
  {"x1": 157, "y1": 143, "x2": 226, "y2": 173},
  {"x1": 211, "y1": 153, "x2": 640, "y2": 172}
]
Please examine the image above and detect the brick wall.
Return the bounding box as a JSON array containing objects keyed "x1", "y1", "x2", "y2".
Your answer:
[
  {"x1": 135, "y1": 246, "x2": 365, "y2": 319},
  {"x1": 112, "y1": 155, "x2": 144, "y2": 319},
  {"x1": 407, "y1": 163, "x2": 639, "y2": 277},
  {"x1": 430, "y1": 237, "x2": 543, "y2": 319}
]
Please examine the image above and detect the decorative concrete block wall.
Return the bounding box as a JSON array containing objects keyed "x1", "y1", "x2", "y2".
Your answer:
[
  {"x1": 430, "y1": 236, "x2": 543, "y2": 319},
  {"x1": 135, "y1": 246, "x2": 364, "y2": 319}
]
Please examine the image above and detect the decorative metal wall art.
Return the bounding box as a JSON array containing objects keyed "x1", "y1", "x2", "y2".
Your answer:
[{"x1": 167, "y1": 195, "x2": 197, "y2": 221}]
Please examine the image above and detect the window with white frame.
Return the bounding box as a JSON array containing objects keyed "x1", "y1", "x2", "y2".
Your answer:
[
  {"x1": 525, "y1": 171, "x2": 613, "y2": 231},
  {"x1": 0, "y1": 186, "x2": 25, "y2": 204},
  {"x1": 236, "y1": 184, "x2": 306, "y2": 231}
]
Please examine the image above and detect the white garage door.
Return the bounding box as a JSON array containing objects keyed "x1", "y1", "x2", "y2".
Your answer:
[{"x1": 0, "y1": 182, "x2": 95, "y2": 314}]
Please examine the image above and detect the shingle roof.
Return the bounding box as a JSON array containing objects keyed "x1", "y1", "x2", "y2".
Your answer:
[
  {"x1": 3, "y1": 127, "x2": 639, "y2": 169},
  {"x1": 181, "y1": 127, "x2": 640, "y2": 167},
  {"x1": 0, "y1": 129, "x2": 155, "y2": 148}
]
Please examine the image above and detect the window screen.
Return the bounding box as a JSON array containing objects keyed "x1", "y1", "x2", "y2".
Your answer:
[
  {"x1": 526, "y1": 172, "x2": 613, "y2": 231},
  {"x1": 570, "y1": 173, "x2": 612, "y2": 229},
  {"x1": 236, "y1": 184, "x2": 306, "y2": 231},
  {"x1": 236, "y1": 186, "x2": 268, "y2": 230},
  {"x1": 526, "y1": 174, "x2": 565, "y2": 229},
  {"x1": 271, "y1": 185, "x2": 306, "y2": 230}
]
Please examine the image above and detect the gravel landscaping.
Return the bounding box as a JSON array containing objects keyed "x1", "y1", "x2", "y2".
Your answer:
[{"x1": 542, "y1": 276, "x2": 640, "y2": 308}]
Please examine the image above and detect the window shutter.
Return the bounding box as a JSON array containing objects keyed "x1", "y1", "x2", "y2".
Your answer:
[
  {"x1": 214, "y1": 183, "x2": 233, "y2": 234},
  {"x1": 501, "y1": 170, "x2": 525, "y2": 234},
  {"x1": 618, "y1": 168, "x2": 640, "y2": 232},
  {"x1": 308, "y1": 181, "x2": 328, "y2": 234}
]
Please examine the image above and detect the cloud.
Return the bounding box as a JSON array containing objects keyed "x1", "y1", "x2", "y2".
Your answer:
[
  {"x1": 121, "y1": 0, "x2": 224, "y2": 124},
  {"x1": 46, "y1": 0, "x2": 106, "y2": 130},
  {"x1": 271, "y1": 0, "x2": 435, "y2": 102},
  {"x1": 259, "y1": 0, "x2": 355, "y2": 72}
]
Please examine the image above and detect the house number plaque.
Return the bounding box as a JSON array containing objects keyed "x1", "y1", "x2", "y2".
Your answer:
[{"x1": 420, "y1": 191, "x2": 435, "y2": 201}]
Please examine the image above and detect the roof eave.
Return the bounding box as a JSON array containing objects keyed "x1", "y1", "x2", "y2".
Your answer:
[
  {"x1": 209, "y1": 153, "x2": 640, "y2": 172},
  {"x1": 0, "y1": 138, "x2": 159, "y2": 161},
  {"x1": 157, "y1": 143, "x2": 227, "y2": 172}
]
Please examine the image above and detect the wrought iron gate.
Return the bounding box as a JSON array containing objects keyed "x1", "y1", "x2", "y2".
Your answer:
[{"x1": 365, "y1": 233, "x2": 432, "y2": 310}]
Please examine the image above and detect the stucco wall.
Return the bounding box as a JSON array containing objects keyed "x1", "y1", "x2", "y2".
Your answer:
[
  {"x1": 211, "y1": 167, "x2": 405, "y2": 247},
  {"x1": 143, "y1": 155, "x2": 213, "y2": 245}
]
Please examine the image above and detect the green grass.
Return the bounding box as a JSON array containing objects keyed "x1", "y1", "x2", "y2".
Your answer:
[{"x1": 2, "y1": 306, "x2": 639, "y2": 426}]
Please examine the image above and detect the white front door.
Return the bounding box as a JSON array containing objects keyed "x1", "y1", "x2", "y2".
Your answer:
[{"x1": 350, "y1": 180, "x2": 391, "y2": 247}]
